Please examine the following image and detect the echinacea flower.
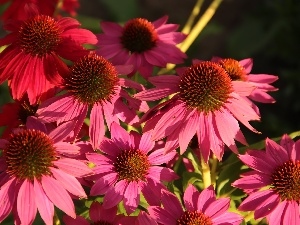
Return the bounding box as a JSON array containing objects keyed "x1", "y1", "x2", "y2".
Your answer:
[
  {"x1": 86, "y1": 122, "x2": 178, "y2": 215},
  {"x1": 148, "y1": 184, "x2": 243, "y2": 225},
  {"x1": 232, "y1": 134, "x2": 300, "y2": 225},
  {"x1": 37, "y1": 52, "x2": 149, "y2": 149},
  {"x1": 211, "y1": 57, "x2": 278, "y2": 104},
  {"x1": 0, "y1": 13, "x2": 97, "y2": 104},
  {"x1": 96, "y1": 16, "x2": 186, "y2": 78},
  {"x1": 0, "y1": 117, "x2": 93, "y2": 225},
  {"x1": 135, "y1": 61, "x2": 261, "y2": 161},
  {"x1": 63, "y1": 201, "x2": 128, "y2": 225}
]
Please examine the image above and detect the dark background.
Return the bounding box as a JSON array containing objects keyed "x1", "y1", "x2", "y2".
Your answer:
[{"x1": 1, "y1": 0, "x2": 300, "y2": 144}]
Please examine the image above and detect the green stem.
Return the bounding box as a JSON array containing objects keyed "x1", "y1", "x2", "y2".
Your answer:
[
  {"x1": 210, "y1": 154, "x2": 218, "y2": 186},
  {"x1": 200, "y1": 154, "x2": 211, "y2": 188}
]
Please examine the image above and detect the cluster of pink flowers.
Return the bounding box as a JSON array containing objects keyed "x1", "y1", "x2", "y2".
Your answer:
[{"x1": 1, "y1": 1, "x2": 298, "y2": 225}]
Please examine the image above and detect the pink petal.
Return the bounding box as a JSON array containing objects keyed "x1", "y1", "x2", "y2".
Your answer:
[
  {"x1": 89, "y1": 201, "x2": 117, "y2": 223},
  {"x1": 147, "y1": 206, "x2": 177, "y2": 224},
  {"x1": 147, "y1": 166, "x2": 178, "y2": 182},
  {"x1": 196, "y1": 112, "x2": 211, "y2": 162},
  {"x1": 265, "y1": 138, "x2": 289, "y2": 165},
  {"x1": 110, "y1": 122, "x2": 131, "y2": 150},
  {"x1": 90, "y1": 173, "x2": 118, "y2": 196},
  {"x1": 238, "y1": 190, "x2": 278, "y2": 212},
  {"x1": 0, "y1": 178, "x2": 17, "y2": 223},
  {"x1": 53, "y1": 142, "x2": 80, "y2": 157},
  {"x1": 205, "y1": 198, "x2": 230, "y2": 219},
  {"x1": 178, "y1": 110, "x2": 199, "y2": 154},
  {"x1": 141, "y1": 178, "x2": 164, "y2": 206},
  {"x1": 183, "y1": 184, "x2": 200, "y2": 211},
  {"x1": 213, "y1": 108, "x2": 240, "y2": 153},
  {"x1": 102, "y1": 101, "x2": 119, "y2": 131},
  {"x1": 89, "y1": 104, "x2": 105, "y2": 149},
  {"x1": 53, "y1": 158, "x2": 93, "y2": 177},
  {"x1": 282, "y1": 201, "x2": 300, "y2": 225},
  {"x1": 138, "y1": 211, "x2": 158, "y2": 225},
  {"x1": 211, "y1": 212, "x2": 243, "y2": 225},
  {"x1": 197, "y1": 185, "x2": 215, "y2": 212},
  {"x1": 33, "y1": 178, "x2": 54, "y2": 225},
  {"x1": 61, "y1": 28, "x2": 97, "y2": 44},
  {"x1": 152, "y1": 15, "x2": 168, "y2": 28},
  {"x1": 161, "y1": 189, "x2": 184, "y2": 218},
  {"x1": 51, "y1": 168, "x2": 87, "y2": 198},
  {"x1": 41, "y1": 176, "x2": 75, "y2": 218},
  {"x1": 48, "y1": 120, "x2": 76, "y2": 142},
  {"x1": 100, "y1": 21, "x2": 123, "y2": 36},
  {"x1": 148, "y1": 149, "x2": 176, "y2": 165},
  {"x1": 63, "y1": 215, "x2": 89, "y2": 225},
  {"x1": 267, "y1": 201, "x2": 288, "y2": 225},
  {"x1": 139, "y1": 131, "x2": 155, "y2": 154},
  {"x1": 249, "y1": 89, "x2": 276, "y2": 103},
  {"x1": 148, "y1": 75, "x2": 180, "y2": 88},
  {"x1": 134, "y1": 87, "x2": 174, "y2": 101},
  {"x1": 26, "y1": 116, "x2": 47, "y2": 133},
  {"x1": 247, "y1": 74, "x2": 278, "y2": 83},
  {"x1": 152, "y1": 102, "x2": 187, "y2": 140},
  {"x1": 232, "y1": 81, "x2": 256, "y2": 96},
  {"x1": 232, "y1": 173, "x2": 270, "y2": 190},
  {"x1": 102, "y1": 180, "x2": 127, "y2": 209},
  {"x1": 239, "y1": 58, "x2": 253, "y2": 73},
  {"x1": 97, "y1": 139, "x2": 121, "y2": 158},
  {"x1": 254, "y1": 193, "x2": 281, "y2": 219},
  {"x1": 124, "y1": 181, "x2": 139, "y2": 214},
  {"x1": 17, "y1": 179, "x2": 37, "y2": 225}
]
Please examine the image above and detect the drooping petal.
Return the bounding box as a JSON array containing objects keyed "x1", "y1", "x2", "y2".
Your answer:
[
  {"x1": 265, "y1": 138, "x2": 289, "y2": 165},
  {"x1": 34, "y1": 178, "x2": 54, "y2": 225},
  {"x1": 53, "y1": 158, "x2": 92, "y2": 177},
  {"x1": 41, "y1": 175, "x2": 75, "y2": 218},
  {"x1": 90, "y1": 173, "x2": 118, "y2": 196},
  {"x1": 102, "y1": 180, "x2": 126, "y2": 209},
  {"x1": 17, "y1": 179, "x2": 37, "y2": 225},
  {"x1": 110, "y1": 122, "x2": 131, "y2": 150},
  {"x1": 123, "y1": 181, "x2": 139, "y2": 214},
  {"x1": 89, "y1": 104, "x2": 105, "y2": 149},
  {"x1": 161, "y1": 189, "x2": 184, "y2": 218},
  {"x1": 0, "y1": 178, "x2": 17, "y2": 223}
]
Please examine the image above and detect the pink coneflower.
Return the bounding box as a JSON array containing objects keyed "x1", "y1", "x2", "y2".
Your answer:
[
  {"x1": 86, "y1": 122, "x2": 178, "y2": 215},
  {"x1": 37, "y1": 52, "x2": 149, "y2": 149},
  {"x1": 211, "y1": 57, "x2": 278, "y2": 104},
  {"x1": 135, "y1": 61, "x2": 261, "y2": 161},
  {"x1": 96, "y1": 16, "x2": 186, "y2": 78},
  {"x1": 0, "y1": 14, "x2": 97, "y2": 104},
  {"x1": 232, "y1": 134, "x2": 300, "y2": 225},
  {"x1": 63, "y1": 201, "x2": 128, "y2": 225},
  {"x1": 0, "y1": 117, "x2": 93, "y2": 225},
  {"x1": 148, "y1": 184, "x2": 243, "y2": 225}
]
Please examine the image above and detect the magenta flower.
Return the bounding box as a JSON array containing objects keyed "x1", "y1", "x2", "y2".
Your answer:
[
  {"x1": 148, "y1": 184, "x2": 243, "y2": 225},
  {"x1": 96, "y1": 16, "x2": 187, "y2": 78},
  {"x1": 37, "y1": 52, "x2": 149, "y2": 149},
  {"x1": 63, "y1": 201, "x2": 128, "y2": 225},
  {"x1": 0, "y1": 117, "x2": 93, "y2": 225},
  {"x1": 86, "y1": 122, "x2": 178, "y2": 215},
  {"x1": 232, "y1": 134, "x2": 300, "y2": 225},
  {"x1": 135, "y1": 61, "x2": 261, "y2": 161},
  {"x1": 210, "y1": 57, "x2": 278, "y2": 104},
  {"x1": 0, "y1": 14, "x2": 97, "y2": 104}
]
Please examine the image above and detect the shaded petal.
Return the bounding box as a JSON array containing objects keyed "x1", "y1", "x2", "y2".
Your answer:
[
  {"x1": 0, "y1": 178, "x2": 17, "y2": 223},
  {"x1": 53, "y1": 158, "x2": 93, "y2": 177},
  {"x1": 204, "y1": 198, "x2": 230, "y2": 218},
  {"x1": 90, "y1": 173, "x2": 118, "y2": 196},
  {"x1": 17, "y1": 179, "x2": 37, "y2": 225},
  {"x1": 147, "y1": 166, "x2": 178, "y2": 182},
  {"x1": 34, "y1": 178, "x2": 54, "y2": 225},
  {"x1": 141, "y1": 178, "x2": 164, "y2": 206},
  {"x1": 232, "y1": 173, "x2": 270, "y2": 190},
  {"x1": 266, "y1": 138, "x2": 289, "y2": 165},
  {"x1": 148, "y1": 149, "x2": 177, "y2": 165},
  {"x1": 139, "y1": 131, "x2": 155, "y2": 154},
  {"x1": 183, "y1": 184, "x2": 200, "y2": 211},
  {"x1": 110, "y1": 122, "x2": 131, "y2": 150},
  {"x1": 197, "y1": 185, "x2": 215, "y2": 212},
  {"x1": 48, "y1": 120, "x2": 76, "y2": 142},
  {"x1": 196, "y1": 112, "x2": 211, "y2": 162},
  {"x1": 148, "y1": 206, "x2": 177, "y2": 225},
  {"x1": 254, "y1": 193, "x2": 281, "y2": 219},
  {"x1": 124, "y1": 181, "x2": 139, "y2": 214},
  {"x1": 51, "y1": 168, "x2": 87, "y2": 198},
  {"x1": 26, "y1": 116, "x2": 47, "y2": 133},
  {"x1": 103, "y1": 180, "x2": 127, "y2": 209},
  {"x1": 134, "y1": 87, "x2": 174, "y2": 101},
  {"x1": 54, "y1": 142, "x2": 80, "y2": 157},
  {"x1": 89, "y1": 104, "x2": 105, "y2": 149},
  {"x1": 41, "y1": 176, "x2": 75, "y2": 218},
  {"x1": 161, "y1": 189, "x2": 184, "y2": 218},
  {"x1": 148, "y1": 75, "x2": 180, "y2": 88}
]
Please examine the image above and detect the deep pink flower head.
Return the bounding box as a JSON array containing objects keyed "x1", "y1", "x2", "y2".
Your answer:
[
  {"x1": 135, "y1": 61, "x2": 261, "y2": 161},
  {"x1": 96, "y1": 16, "x2": 187, "y2": 78},
  {"x1": 148, "y1": 184, "x2": 243, "y2": 225},
  {"x1": 0, "y1": 14, "x2": 97, "y2": 104},
  {"x1": 86, "y1": 122, "x2": 178, "y2": 215},
  {"x1": 0, "y1": 117, "x2": 93, "y2": 225},
  {"x1": 37, "y1": 52, "x2": 149, "y2": 149},
  {"x1": 63, "y1": 201, "x2": 129, "y2": 225},
  {"x1": 211, "y1": 57, "x2": 278, "y2": 104},
  {"x1": 232, "y1": 134, "x2": 300, "y2": 225}
]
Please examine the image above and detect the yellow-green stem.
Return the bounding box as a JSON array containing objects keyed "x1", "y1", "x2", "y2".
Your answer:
[
  {"x1": 54, "y1": 211, "x2": 61, "y2": 225},
  {"x1": 158, "y1": 0, "x2": 223, "y2": 74},
  {"x1": 180, "y1": 0, "x2": 223, "y2": 53},
  {"x1": 200, "y1": 155, "x2": 211, "y2": 188},
  {"x1": 181, "y1": 0, "x2": 205, "y2": 34},
  {"x1": 210, "y1": 154, "x2": 218, "y2": 186}
]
